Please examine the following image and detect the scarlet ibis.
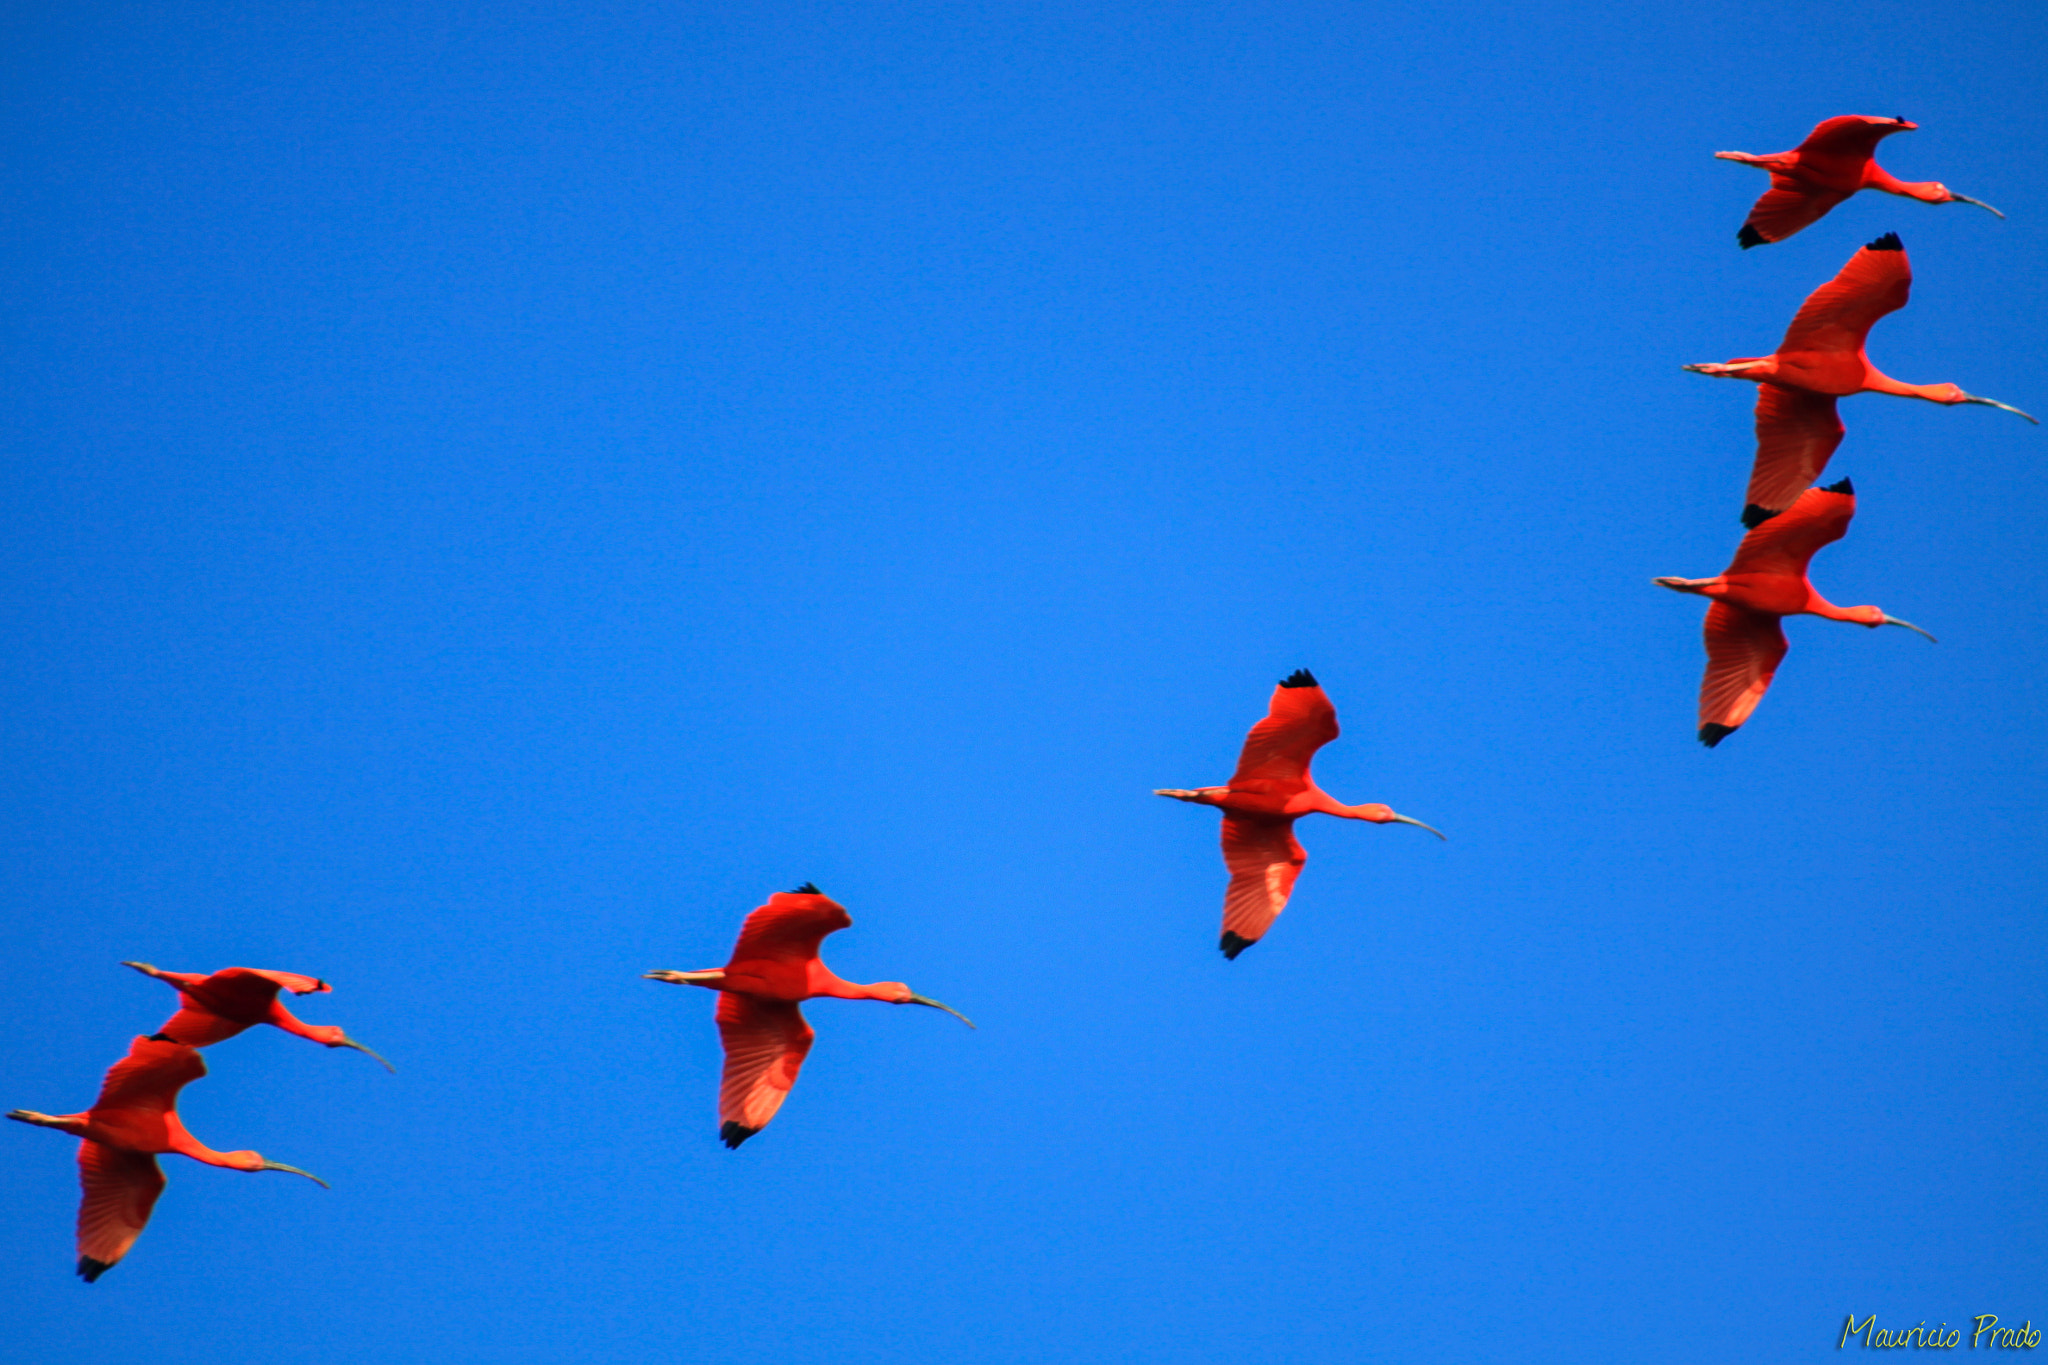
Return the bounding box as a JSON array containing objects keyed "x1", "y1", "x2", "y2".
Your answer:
[
  {"x1": 8, "y1": 1034, "x2": 328, "y2": 1282},
  {"x1": 1718, "y1": 115, "x2": 2003, "y2": 248},
  {"x1": 1685, "y1": 232, "x2": 2036, "y2": 526},
  {"x1": 122, "y1": 962, "x2": 394, "y2": 1072},
  {"x1": 643, "y1": 885, "x2": 974, "y2": 1149},
  {"x1": 1156, "y1": 670, "x2": 1443, "y2": 959},
  {"x1": 1656, "y1": 478, "x2": 1934, "y2": 747}
]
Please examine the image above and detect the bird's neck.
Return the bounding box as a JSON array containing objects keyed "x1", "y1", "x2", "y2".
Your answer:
[
  {"x1": 1803, "y1": 593, "x2": 1877, "y2": 626},
  {"x1": 265, "y1": 1001, "x2": 344, "y2": 1047},
  {"x1": 1861, "y1": 369, "x2": 1945, "y2": 402},
  {"x1": 1863, "y1": 165, "x2": 1942, "y2": 201},
  {"x1": 808, "y1": 970, "x2": 899, "y2": 1004}
]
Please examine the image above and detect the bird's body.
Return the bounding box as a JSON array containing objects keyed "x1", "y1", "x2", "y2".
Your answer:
[
  {"x1": 1717, "y1": 115, "x2": 2003, "y2": 248},
  {"x1": 644, "y1": 886, "x2": 973, "y2": 1148},
  {"x1": 1685, "y1": 233, "x2": 2035, "y2": 525},
  {"x1": 122, "y1": 962, "x2": 394, "y2": 1071},
  {"x1": 1156, "y1": 670, "x2": 1442, "y2": 959},
  {"x1": 8, "y1": 1035, "x2": 327, "y2": 1281},
  {"x1": 1655, "y1": 479, "x2": 1935, "y2": 747}
]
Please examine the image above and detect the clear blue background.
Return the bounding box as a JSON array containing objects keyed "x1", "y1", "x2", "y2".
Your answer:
[{"x1": 3, "y1": 2, "x2": 2043, "y2": 1360}]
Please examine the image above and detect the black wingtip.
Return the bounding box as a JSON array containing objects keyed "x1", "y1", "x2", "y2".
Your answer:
[
  {"x1": 1219, "y1": 931, "x2": 1255, "y2": 960},
  {"x1": 78, "y1": 1257, "x2": 111, "y2": 1283},
  {"x1": 720, "y1": 1122, "x2": 760, "y2": 1149},
  {"x1": 145, "y1": 1032, "x2": 177, "y2": 1043},
  {"x1": 1866, "y1": 231, "x2": 1904, "y2": 252},
  {"x1": 1699, "y1": 723, "x2": 1737, "y2": 748},
  {"x1": 1278, "y1": 669, "x2": 1319, "y2": 689},
  {"x1": 1740, "y1": 503, "x2": 1781, "y2": 529},
  {"x1": 1823, "y1": 476, "x2": 1854, "y2": 495},
  {"x1": 787, "y1": 882, "x2": 821, "y2": 896},
  {"x1": 1737, "y1": 223, "x2": 1767, "y2": 249}
]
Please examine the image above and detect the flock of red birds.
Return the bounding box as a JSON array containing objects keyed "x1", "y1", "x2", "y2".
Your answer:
[
  {"x1": 12, "y1": 115, "x2": 2033, "y2": 1284},
  {"x1": 1668, "y1": 115, "x2": 2031, "y2": 746}
]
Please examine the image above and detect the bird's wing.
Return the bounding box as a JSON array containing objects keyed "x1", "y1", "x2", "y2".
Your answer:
[
  {"x1": 1741, "y1": 177, "x2": 1849, "y2": 246},
  {"x1": 74, "y1": 1141, "x2": 165, "y2": 1281},
  {"x1": 1727, "y1": 483, "x2": 1856, "y2": 578},
  {"x1": 1698, "y1": 603, "x2": 1790, "y2": 744},
  {"x1": 228, "y1": 968, "x2": 330, "y2": 996},
  {"x1": 1746, "y1": 386, "x2": 1845, "y2": 518},
  {"x1": 1779, "y1": 234, "x2": 1911, "y2": 355},
  {"x1": 1227, "y1": 680, "x2": 1340, "y2": 791},
  {"x1": 714, "y1": 993, "x2": 815, "y2": 1144},
  {"x1": 151, "y1": 1002, "x2": 247, "y2": 1047},
  {"x1": 1219, "y1": 815, "x2": 1307, "y2": 956},
  {"x1": 93, "y1": 1036, "x2": 206, "y2": 1113},
  {"x1": 1794, "y1": 115, "x2": 1901, "y2": 159},
  {"x1": 727, "y1": 891, "x2": 854, "y2": 967}
]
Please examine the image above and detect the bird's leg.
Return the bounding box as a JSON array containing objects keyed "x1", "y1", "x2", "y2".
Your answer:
[
  {"x1": 1154, "y1": 788, "x2": 1227, "y2": 805},
  {"x1": 1682, "y1": 360, "x2": 1771, "y2": 378},
  {"x1": 6, "y1": 1110, "x2": 87, "y2": 1135},
  {"x1": 643, "y1": 969, "x2": 727, "y2": 988},
  {"x1": 1654, "y1": 576, "x2": 1722, "y2": 596}
]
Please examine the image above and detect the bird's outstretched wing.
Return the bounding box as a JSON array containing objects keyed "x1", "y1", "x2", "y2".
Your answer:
[
  {"x1": 94, "y1": 1037, "x2": 206, "y2": 1114},
  {"x1": 714, "y1": 993, "x2": 815, "y2": 1148},
  {"x1": 1739, "y1": 178, "x2": 1849, "y2": 247},
  {"x1": 1779, "y1": 234, "x2": 1912, "y2": 355},
  {"x1": 1728, "y1": 481, "x2": 1856, "y2": 579},
  {"x1": 728, "y1": 890, "x2": 854, "y2": 968},
  {"x1": 152, "y1": 968, "x2": 329, "y2": 1045},
  {"x1": 1794, "y1": 115, "x2": 1907, "y2": 160},
  {"x1": 1227, "y1": 671, "x2": 1339, "y2": 793},
  {"x1": 1218, "y1": 815, "x2": 1307, "y2": 958},
  {"x1": 1745, "y1": 386, "x2": 1844, "y2": 522},
  {"x1": 74, "y1": 1141, "x2": 165, "y2": 1282},
  {"x1": 1698, "y1": 603, "x2": 1790, "y2": 747}
]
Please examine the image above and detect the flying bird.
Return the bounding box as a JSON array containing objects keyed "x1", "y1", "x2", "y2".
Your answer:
[
  {"x1": 1156, "y1": 670, "x2": 1443, "y2": 959},
  {"x1": 1717, "y1": 115, "x2": 2003, "y2": 248},
  {"x1": 8, "y1": 1035, "x2": 328, "y2": 1282},
  {"x1": 121, "y1": 962, "x2": 394, "y2": 1071},
  {"x1": 643, "y1": 885, "x2": 974, "y2": 1149},
  {"x1": 1656, "y1": 479, "x2": 1934, "y2": 747},
  {"x1": 1685, "y1": 232, "x2": 2036, "y2": 526}
]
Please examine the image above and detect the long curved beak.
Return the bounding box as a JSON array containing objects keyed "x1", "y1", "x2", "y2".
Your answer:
[
  {"x1": 1882, "y1": 615, "x2": 1938, "y2": 643},
  {"x1": 1960, "y1": 393, "x2": 2038, "y2": 423},
  {"x1": 337, "y1": 1037, "x2": 396, "y2": 1073},
  {"x1": 261, "y1": 1161, "x2": 330, "y2": 1188},
  {"x1": 907, "y1": 994, "x2": 977, "y2": 1029},
  {"x1": 1949, "y1": 192, "x2": 2005, "y2": 219},
  {"x1": 1389, "y1": 813, "x2": 1448, "y2": 840}
]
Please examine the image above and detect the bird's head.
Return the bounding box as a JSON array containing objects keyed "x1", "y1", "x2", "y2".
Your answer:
[
  {"x1": 878, "y1": 983, "x2": 977, "y2": 1028},
  {"x1": 222, "y1": 1151, "x2": 331, "y2": 1187},
  {"x1": 1346, "y1": 804, "x2": 1447, "y2": 839},
  {"x1": 1927, "y1": 385, "x2": 2037, "y2": 421},
  {"x1": 302, "y1": 1023, "x2": 397, "y2": 1072}
]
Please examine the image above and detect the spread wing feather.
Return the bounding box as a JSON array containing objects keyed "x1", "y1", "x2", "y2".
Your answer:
[
  {"x1": 715, "y1": 993, "x2": 815, "y2": 1138},
  {"x1": 1780, "y1": 240, "x2": 1911, "y2": 355},
  {"x1": 1228, "y1": 685, "x2": 1338, "y2": 792},
  {"x1": 1747, "y1": 386, "x2": 1844, "y2": 516},
  {"x1": 1700, "y1": 603, "x2": 1790, "y2": 739},
  {"x1": 75, "y1": 1142, "x2": 165, "y2": 1280},
  {"x1": 1220, "y1": 816, "x2": 1307, "y2": 952},
  {"x1": 1728, "y1": 485, "x2": 1856, "y2": 578},
  {"x1": 728, "y1": 894, "x2": 853, "y2": 967}
]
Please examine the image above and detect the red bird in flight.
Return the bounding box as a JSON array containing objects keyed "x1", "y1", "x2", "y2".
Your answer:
[
  {"x1": 1656, "y1": 479, "x2": 1934, "y2": 747},
  {"x1": 122, "y1": 962, "x2": 394, "y2": 1071},
  {"x1": 644, "y1": 885, "x2": 974, "y2": 1148},
  {"x1": 1157, "y1": 670, "x2": 1443, "y2": 959},
  {"x1": 1718, "y1": 115, "x2": 2003, "y2": 248},
  {"x1": 9, "y1": 1035, "x2": 328, "y2": 1282},
  {"x1": 1685, "y1": 232, "x2": 2036, "y2": 527}
]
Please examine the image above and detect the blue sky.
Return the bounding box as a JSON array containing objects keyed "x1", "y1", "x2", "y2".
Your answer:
[{"x1": 3, "y1": 2, "x2": 2044, "y2": 1360}]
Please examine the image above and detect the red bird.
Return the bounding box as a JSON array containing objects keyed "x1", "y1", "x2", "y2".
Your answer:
[
  {"x1": 1686, "y1": 232, "x2": 2036, "y2": 526},
  {"x1": 121, "y1": 962, "x2": 394, "y2": 1071},
  {"x1": 9, "y1": 1035, "x2": 328, "y2": 1281},
  {"x1": 1718, "y1": 115, "x2": 2003, "y2": 248},
  {"x1": 643, "y1": 885, "x2": 974, "y2": 1149},
  {"x1": 1156, "y1": 670, "x2": 1443, "y2": 959},
  {"x1": 1656, "y1": 478, "x2": 1934, "y2": 747}
]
